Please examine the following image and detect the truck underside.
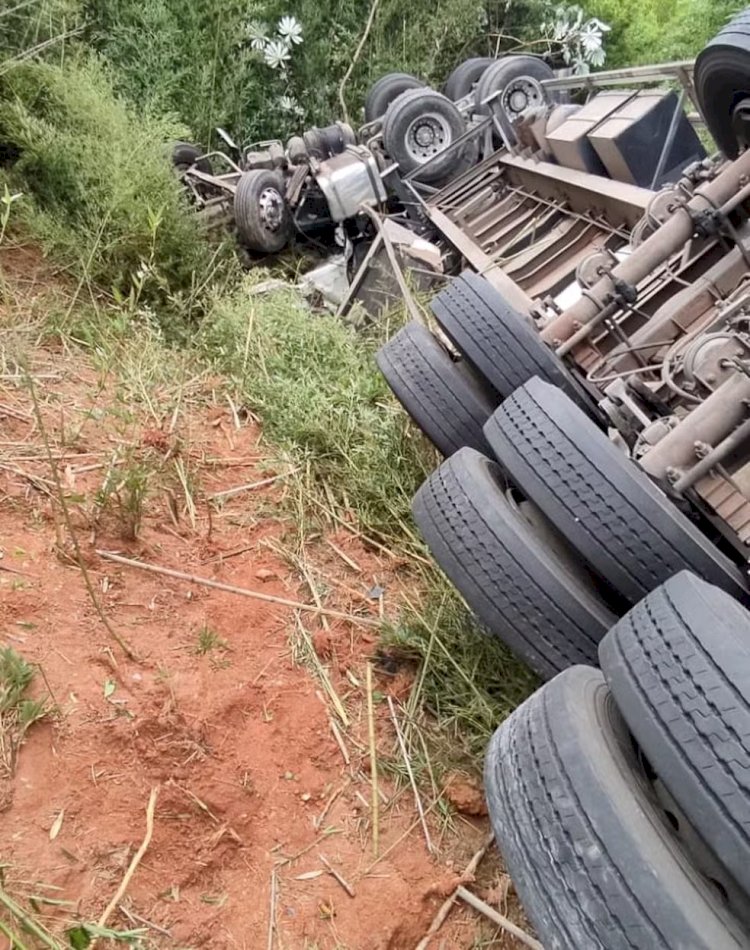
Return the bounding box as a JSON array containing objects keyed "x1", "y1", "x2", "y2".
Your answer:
[{"x1": 415, "y1": 57, "x2": 750, "y2": 574}]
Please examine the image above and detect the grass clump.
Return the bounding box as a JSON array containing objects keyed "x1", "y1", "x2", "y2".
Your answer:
[
  {"x1": 385, "y1": 579, "x2": 538, "y2": 762},
  {"x1": 0, "y1": 647, "x2": 48, "y2": 782},
  {"x1": 196, "y1": 276, "x2": 434, "y2": 540},
  {"x1": 0, "y1": 57, "x2": 221, "y2": 332}
]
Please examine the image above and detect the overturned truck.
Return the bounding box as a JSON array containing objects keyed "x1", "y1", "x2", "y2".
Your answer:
[
  {"x1": 379, "y1": 15, "x2": 750, "y2": 675},
  {"x1": 376, "y1": 13, "x2": 750, "y2": 949}
]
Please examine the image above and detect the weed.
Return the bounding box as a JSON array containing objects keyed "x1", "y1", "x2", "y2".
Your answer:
[
  {"x1": 95, "y1": 453, "x2": 151, "y2": 541},
  {"x1": 194, "y1": 624, "x2": 228, "y2": 656},
  {"x1": 0, "y1": 647, "x2": 48, "y2": 782}
]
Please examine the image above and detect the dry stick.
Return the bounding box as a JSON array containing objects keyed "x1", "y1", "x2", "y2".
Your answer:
[
  {"x1": 387, "y1": 696, "x2": 433, "y2": 854},
  {"x1": 266, "y1": 868, "x2": 277, "y2": 950},
  {"x1": 324, "y1": 537, "x2": 362, "y2": 573},
  {"x1": 337, "y1": 0, "x2": 383, "y2": 124},
  {"x1": 94, "y1": 787, "x2": 159, "y2": 939},
  {"x1": 319, "y1": 854, "x2": 356, "y2": 898},
  {"x1": 96, "y1": 550, "x2": 380, "y2": 629},
  {"x1": 329, "y1": 717, "x2": 351, "y2": 765},
  {"x1": 414, "y1": 832, "x2": 493, "y2": 950},
  {"x1": 210, "y1": 468, "x2": 299, "y2": 501},
  {"x1": 366, "y1": 663, "x2": 380, "y2": 858},
  {"x1": 456, "y1": 886, "x2": 543, "y2": 950},
  {"x1": 26, "y1": 377, "x2": 137, "y2": 661}
]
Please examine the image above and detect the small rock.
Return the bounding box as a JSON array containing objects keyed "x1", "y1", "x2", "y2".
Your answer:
[
  {"x1": 255, "y1": 568, "x2": 277, "y2": 582},
  {"x1": 442, "y1": 772, "x2": 488, "y2": 817},
  {"x1": 312, "y1": 629, "x2": 333, "y2": 660}
]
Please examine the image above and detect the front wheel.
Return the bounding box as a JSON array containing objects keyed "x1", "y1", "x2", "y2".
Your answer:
[
  {"x1": 382, "y1": 89, "x2": 468, "y2": 183},
  {"x1": 233, "y1": 170, "x2": 292, "y2": 254}
]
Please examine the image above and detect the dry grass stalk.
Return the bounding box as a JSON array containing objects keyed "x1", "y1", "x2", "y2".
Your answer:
[
  {"x1": 387, "y1": 696, "x2": 433, "y2": 854},
  {"x1": 366, "y1": 662, "x2": 379, "y2": 858},
  {"x1": 456, "y1": 886, "x2": 543, "y2": 950},
  {"x1": 96, "y1": 550, "x2": 380, "y2": 630}
]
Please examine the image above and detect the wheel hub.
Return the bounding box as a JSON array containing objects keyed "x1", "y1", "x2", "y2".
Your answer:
[
  {"x1": 502, "y1": 76, "x2": 544, "y2": 117},
  {"x1": 258, "y1": 187, "x2": 284, "y2": 231},
  {"x1": 405, "y1": 113, "x2": 451, "y2": 163}
]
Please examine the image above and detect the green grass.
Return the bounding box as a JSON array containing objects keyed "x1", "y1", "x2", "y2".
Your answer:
[
  {"x1": 195, "y1": 274, "x2": 435, "y2": 542},
  {"x1": 0, "y1": 647, "x2": 48, "y2": 779},
  {"x1": 194, "y1": 625, "x2": 228, "y2": 656}
]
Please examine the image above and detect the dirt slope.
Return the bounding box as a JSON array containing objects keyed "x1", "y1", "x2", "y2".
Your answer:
[{"x1": 0, "y1": 298, "x2": 526, "y2": 949}]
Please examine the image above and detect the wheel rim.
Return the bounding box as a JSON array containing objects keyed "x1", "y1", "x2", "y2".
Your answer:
[
  {"x1": 636, "y1": 746, "x2": 750, "y2": 928},
  {"x1": 258, "y1": 187, "x2": 285, "y2": 233},
  {"x1": 501, "y1": 76, "x2": 544, "y2": 117},
  {"x1": 404, "y1": 112, "x2": 452, "y2": 163}
]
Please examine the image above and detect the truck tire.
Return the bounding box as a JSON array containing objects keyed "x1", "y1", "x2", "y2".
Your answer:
[
  {"x1": 376, "y1": 321, "x2": 498, "y2": 457},
  {"x1": 483, "y1": 377, "x2": 750, "y2": 606},
  {"x1": 444, "y1": 57, "x2": 495, "y2": 101},
  {"x1": 485, "y1": 665, "x2": 749, "y2": 950},
  {"x1": 364, "y1": 72, "x2": 425, "y2": 123},
  {"x1": 234, "y1": 170, "x2": 292, "y2": 254},
  {"x1": 695, "y1": 9, "x2": 750, "y2": 158},
  {"x1": 382, "y1": 89, "x2": 467, "y2": 183},
  {"x1": 431, "y1": 271, "x2": 593, "y2": 411},
  {"x1": 412, "y1": 447, "x2": 616, "y2": 679},
  {"x1": 474, "y1": 55, "x2": 555, "y2": 114},
  {"x1": 599, "y1": 571, "x2": 750, "y2": 901},
  {"x1": 171, "y1": 141, "x2": 212, "y2": 174}
]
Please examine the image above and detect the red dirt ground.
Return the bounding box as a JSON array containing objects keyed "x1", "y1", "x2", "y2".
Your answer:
[{"x1": 0, "y1": 271, "x2": 529, "y2": 949}]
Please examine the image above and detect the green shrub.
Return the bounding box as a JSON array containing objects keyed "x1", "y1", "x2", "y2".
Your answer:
[
  {"x1": 0, "y1": 57, "x2": 218, "y2": 330},
  {"x1": 0, "y1": 0, "x2": 81, "y2": 69},
  {"x1": 587, "y1": 0, "x2": 742, "y2": 66},
  {"x1": 83, "y1": 0, "x2": 494, "y2": 145},
  {"x1": 196, "y1": 275, "x2": 434, "y2": 537}
]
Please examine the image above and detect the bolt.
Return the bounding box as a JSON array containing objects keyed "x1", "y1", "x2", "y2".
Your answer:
[
  {"x1": 694, "y1": 441, "x2": 711, "y2": 459},
  {"x1": 665, "y1": 467, "x2": 681, "y2": 483}
]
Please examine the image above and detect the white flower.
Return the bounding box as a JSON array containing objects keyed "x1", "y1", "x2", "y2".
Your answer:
[
  {"x1": 278, "y1": 15, "x2": 303, "y2": 45},
  {"x1": 278, "y1": 94, "x2": 298, "y2": 113},
  {"x1": 264, "y1": 39, "x2": 291, "y2": 69},
  {"x1": 246, "y1": 20, "x2": 268, "y2": 50}
]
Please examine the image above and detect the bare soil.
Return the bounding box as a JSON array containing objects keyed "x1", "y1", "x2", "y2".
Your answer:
[{"x1": 0, "y1": 252, "x2": 527, "y2": 949}]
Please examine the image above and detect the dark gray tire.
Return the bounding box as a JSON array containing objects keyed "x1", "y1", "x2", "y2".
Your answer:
[
  {"x1": 474, "y1": 54, "x2": 555, "y2": 113},
  {"x1": 431, "y1": 271, "x2": 593, "y2": 411},
  {"x1": 695, "y1": 10, "x2": 750, "y2": 158},
  {"x1": 171, "y1": 141, "x2": 212, "y2": 174},
  {"x1": 364, "y1": 72, "x2": 425, "y2": 123},
  {"x1": 412, "y1": 447, "x2": 616, "y2": 679},
  {"x1": 382, "y1": 89, "x2": 467, "y2": 183},
  {"x1": 234, "y1": 170, "x2": 291, "y2": 254},
  {"x1": 599, "y1": 571, "x2": 750, "y2": 901},
  {"x1": 376, "y1": 321, "x2": 498, "y2": 457},
  {"x1": 483, "y1": 376, "x2": 749, "y2": 605},
  {"x1": 444, "y1": 57, "x2": 495, "y2": 101},
  {"x1": 485, "y1": 665, "x2": 750, "y2": 950}
]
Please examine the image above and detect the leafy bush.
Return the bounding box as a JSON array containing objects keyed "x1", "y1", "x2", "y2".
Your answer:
[
  {"x1": 196, "y1": 275, "x2": 434, "y2": 537},
  {"x1": 0, "y1": 57, "x2": 218, "y2": 329},
  {"x1": 83, "y1": 0, "x2": 492, "y2": 145},
  {"x1": 586, "y1": 0, "x2": 741, "y2": 66},
  {"x1": 0, "y1": 0, "x2": 81, "y2": 70}
]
